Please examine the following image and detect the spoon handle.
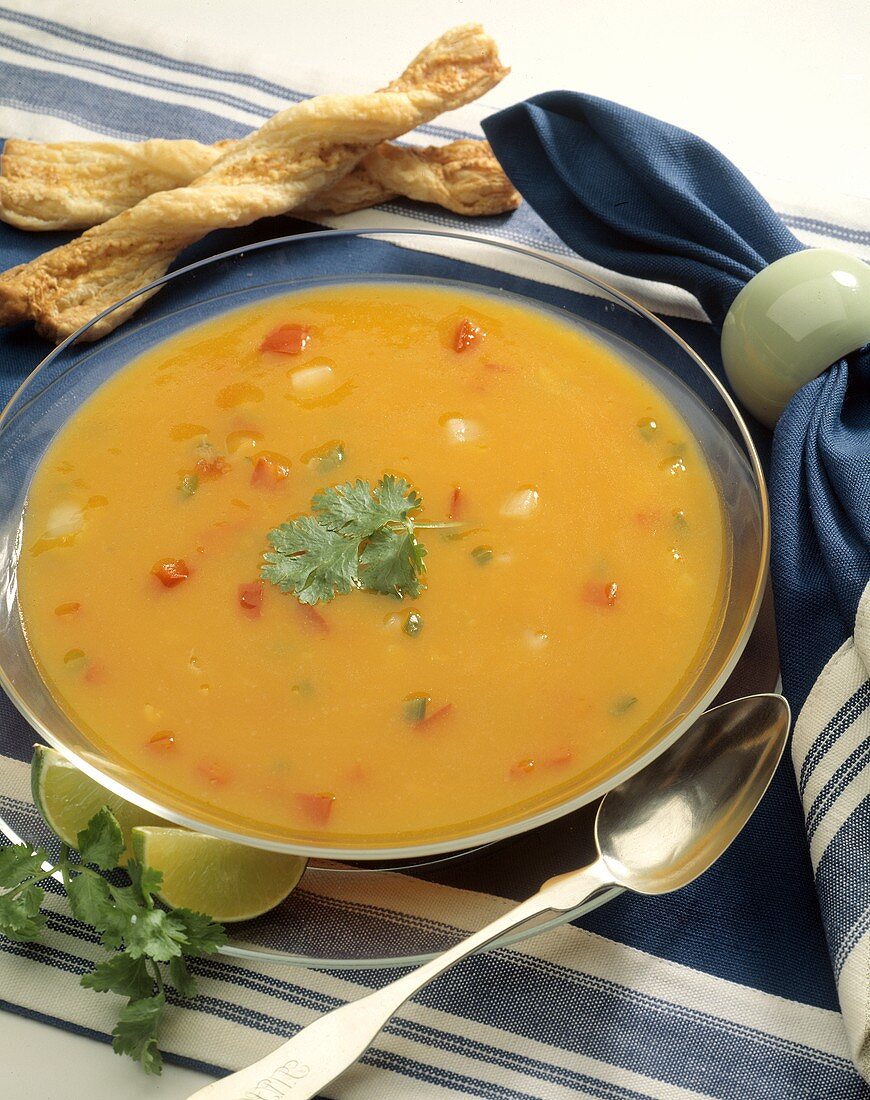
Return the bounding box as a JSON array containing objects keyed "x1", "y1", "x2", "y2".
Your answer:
[{"x1": 186, "y1": 858, "x2": 612, "y2": 1100}]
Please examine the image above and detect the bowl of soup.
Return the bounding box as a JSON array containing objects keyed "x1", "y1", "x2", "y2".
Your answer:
[{"x1": 0, "y1": 229, "x2": 768, "y2": 859}]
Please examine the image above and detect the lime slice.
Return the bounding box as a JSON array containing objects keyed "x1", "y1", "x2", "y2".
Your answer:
[
  {"x1": 31, "y1": 743, "x2": 167, "y2": 865},
  {"x1": 131, "y1": 827, "x2": 307, "y2": 922}
]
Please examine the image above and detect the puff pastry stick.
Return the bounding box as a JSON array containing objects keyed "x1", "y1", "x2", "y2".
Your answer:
[
  {"x1": 0, "y1": 24, "x2": 507, "y2": 342},
  {"x1": 0, "y1": 137, "x2": 519, "y2": 228}
]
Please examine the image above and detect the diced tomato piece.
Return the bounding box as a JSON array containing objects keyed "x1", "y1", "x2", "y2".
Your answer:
[
  {"x1": 260, "y1": 324, "x2": 311, "y2": 356},
  {"x1": 544, "y1": 748, "x2": 573, "y2": 768},
  {"x1": 299, "y1": 604, "x2": 329, "y2": 634},
  {"x1": 251, "y1": 454, "x2": 291, "y2": 488},
  {"x1": 347, "y1": 763, "x2": 367, "y2": 783},
  {"x1": 238, "y1": 581, "x2": 264, "y2": 617},
  {"x1": 152, "y1": 558, "x2": 190, "y2": 588},
  {"x1": 511, "y1": 758, "x2": 536, "y2": 778},
  {"x1": 295, "y1": 792, "x2": 335, "y2": 826},
  {"x1": 197, "y1": 760, "x2": 231, "y2": 786},
  {"x1": 448, "y1": 486, "x2": 464, "y2": 520},
  {"x1": 583, "y1": 580, "x2": 619, "y2": 608},
  {"x1": 83, "y1": 662, "x2": 105, "y2": 685},
  {"x1": 455, "y1": 318, "x2": 484, "y2": 352},
  {"x1": 416, "y1": 703, "x2": 453, "y2": 731},
  {"x1": 195, "y1": 455, "x2": 230, "y2": 479}
]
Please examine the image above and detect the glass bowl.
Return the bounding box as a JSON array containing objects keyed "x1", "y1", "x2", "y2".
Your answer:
[{"x1": 0, "y1": 229, "x2": 769, "y2": 871}]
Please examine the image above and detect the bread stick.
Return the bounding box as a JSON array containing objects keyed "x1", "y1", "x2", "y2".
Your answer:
[
  {"x1": 0, "y1": 24, "x2": 508, "y2": 342},
  {"x1": 0, "y1": 136, "x2": 519, "y2": 228}
]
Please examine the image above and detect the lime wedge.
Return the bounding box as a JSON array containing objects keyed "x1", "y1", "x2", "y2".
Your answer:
[
  {"x1": 31, "y1": 743, "x2": 167, "y2": 864},
  {"x1": 131, "y1": 827, "x2": 307, "y2": 923}
]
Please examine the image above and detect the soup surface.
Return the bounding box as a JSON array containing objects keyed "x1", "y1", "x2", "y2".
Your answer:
[{"x1": 18, "y1": 283, "x2": 726, "y2": 848}]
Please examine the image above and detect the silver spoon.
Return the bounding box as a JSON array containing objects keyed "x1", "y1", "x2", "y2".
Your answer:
[{"x1": 189, "y1": 692, "x2": 789, "y2": 1100}]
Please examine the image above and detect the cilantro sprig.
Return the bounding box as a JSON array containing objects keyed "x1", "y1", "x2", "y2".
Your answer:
[
  {"x1": 262, "y1": 475, "x2": 450, "y2": 605},
  {"x1": 0, "y1": 808, "x2": 226, "y2": 1074}
]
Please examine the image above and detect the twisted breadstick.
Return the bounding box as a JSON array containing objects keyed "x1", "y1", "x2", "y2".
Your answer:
[
  {"x1": 0, "y1": 24, "x2": 508, "y2": 342},
  {"x1": 0, "y1": 136, "x2": 519, "y2": 228}
]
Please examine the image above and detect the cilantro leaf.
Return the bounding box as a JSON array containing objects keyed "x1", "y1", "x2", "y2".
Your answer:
[
  {"x1": 313, "y1": 476, "x2": 420, "y2": 537},
  {"x1": 263, "y1": 476, "x2": 432, "y2": 606},
  {"x1": 0, "y1": 843, "x2": 50, "y2": 888},
  {"x1": 123, "y1": 908, "x2": 187, "y2": 962},
  {"x1": 81, "y1": 954, "x2": 154, "y2": 1000},
  {"x1": 67, "y1": 871, "x2": 112, "y2": 926},
  {"x1": 168, "y1": 955, "x2": 198, "y2": 999},
  {"x1": 0, "y1": 884, "x2": 46, "y2": 942},
  {"x1": 76, "y1": 808, "x2": 125, "y2": 871},
  {"x1": 171, "y1": 908, "x2": 228, "y2": 956},
  {"x1": 126, "y1": 859, "x2": 163, "y2": 904},
  {"x1": 262, "y1": 514, "x2": 360, "y2": 604},
  {"x1": 359, "y1": 527, "x2": 426, "y2": 598},
  {"x1": 112, "y1": 994, "x2": 165, "y2": 1075}
]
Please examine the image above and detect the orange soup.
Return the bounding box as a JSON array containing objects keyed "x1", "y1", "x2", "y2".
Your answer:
[{"x1": 18, "y1": 283, "x2": 726, "y2": 848}]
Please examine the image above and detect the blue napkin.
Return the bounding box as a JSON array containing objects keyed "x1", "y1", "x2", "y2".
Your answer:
[{"x1": 484, "y1": 91, "x2": 870, "y2": 1079}]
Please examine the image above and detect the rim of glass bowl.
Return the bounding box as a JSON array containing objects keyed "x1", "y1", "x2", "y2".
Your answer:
[{"x1": 0, "y1": 228, "x2": 770, "y2": 861}]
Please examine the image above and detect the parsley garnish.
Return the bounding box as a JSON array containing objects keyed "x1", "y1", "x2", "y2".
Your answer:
[
  {"x1": 0, "y1": 809, "x2": 226, "y2": 1075},
  {"x1": 263, "y1": 476, "x2": 449, "y2": 605}
]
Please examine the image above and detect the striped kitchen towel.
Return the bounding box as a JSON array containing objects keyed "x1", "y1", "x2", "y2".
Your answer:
[{"x1": 0, "y1": 5, "x2": 869, "y2": 1098}]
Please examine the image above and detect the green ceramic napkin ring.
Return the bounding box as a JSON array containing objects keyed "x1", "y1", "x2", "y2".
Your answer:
[{"x1": 721, "y1": 248, "x2": 870, "y2": 428}]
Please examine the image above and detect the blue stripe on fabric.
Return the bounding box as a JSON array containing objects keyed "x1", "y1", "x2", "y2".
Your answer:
[
  {"x1": 0, "y1": 4, "x2": 314, "y2": 104},
  {"x1": 798, "y1": 680, "x2": 870, "y2": 795},
  {"x1": 3, "y1": 930, "x2": 864, "y2": 1100},
  {"x1": 780, "y1": 214, "x2": 870, "y2": 249},
  {"x1": 0, "y1": 29, "x2": 282, "y2": 120},
  {"x1": 835, "y1": 906, "x2": 870, "y2": 979},
  {"x1": 0, "y1": 62, "x2": 251, "y2": 141},
  {"x1": 0, "y1": 934, "x2": 654, "y2": 1100},
  {"x1": 806, "y1": 735, "x2": 870, "y2": 841},
  {"x1": 811, "y1": 792, "x2": 870, "y2": 975},
  {"x1": 11, "y1": 897, "x2": 859, "y2": 1096},
  {"x1": 0, "y1": 8, "x2": 473, "y2": 143}
]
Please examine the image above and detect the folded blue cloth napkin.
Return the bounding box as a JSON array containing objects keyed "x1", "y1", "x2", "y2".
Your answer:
[{"x1": 484, "y1": 92, "x2": 870, "y2": 1080}]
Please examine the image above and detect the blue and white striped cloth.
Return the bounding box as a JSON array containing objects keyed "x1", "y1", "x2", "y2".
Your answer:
[{"x1": 0, "y1": 6, "x2": 869, "y2": 1098}]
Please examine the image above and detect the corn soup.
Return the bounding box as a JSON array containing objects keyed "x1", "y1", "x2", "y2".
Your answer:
[{"x1": 18, "y1": 283, "x2": 726, "y2": 846}]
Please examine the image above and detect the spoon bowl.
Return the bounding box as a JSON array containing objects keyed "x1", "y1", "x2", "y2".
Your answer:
[{"x1": 598, "y1": 693, "x2": 790, "y2": 894}]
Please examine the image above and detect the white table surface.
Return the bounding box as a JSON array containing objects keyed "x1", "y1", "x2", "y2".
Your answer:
[{"x1": 1, "y1": 0, "x2": 867, "y2": 1097}]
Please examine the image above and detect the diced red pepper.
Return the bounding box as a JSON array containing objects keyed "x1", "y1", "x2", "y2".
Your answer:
[
  {"x1": 295, "y1": 792, "x2": 335, "y2": 826},
  {"x1": 152, "y1": 558, "x2": 190, "y2": 588},
  {"x1": 299, "y1": 604, "x2": 329, "y2": 634},
  {"x1": 455, "y1": 318, "x2": 484, "y2": 352},
  {"x1": 416, "y1": 703, "x2": 453, "y2": 731},
  {"x1": 238, "y1": 581, "x2": 264, "y2": 617},
  {"x1": 511, "y1": 758, "x2": 536, "y2": 778},
  {"x1": 448, "y1": 486, "x2": 464, "y2": 521},
  {"x1": 195, "y1": 455, "x2": 230, "y2": 479},
  {"x1": 583, "y1": 580, "x2": 619, "y2": 608},
  {"x1": 544, "y1": 748, "x2": 573, "y2": 768},
  {"x1": 251, "y1": 454, "x2": 291, "y2": 488},
  {"x1": 260, "y1": 324, "x2": 311, "y2": 355}
]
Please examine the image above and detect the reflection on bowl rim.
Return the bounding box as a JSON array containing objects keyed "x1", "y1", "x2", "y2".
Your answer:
[{"x1": 0, "y1": 228, "x2": 770, "y2": 861}]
